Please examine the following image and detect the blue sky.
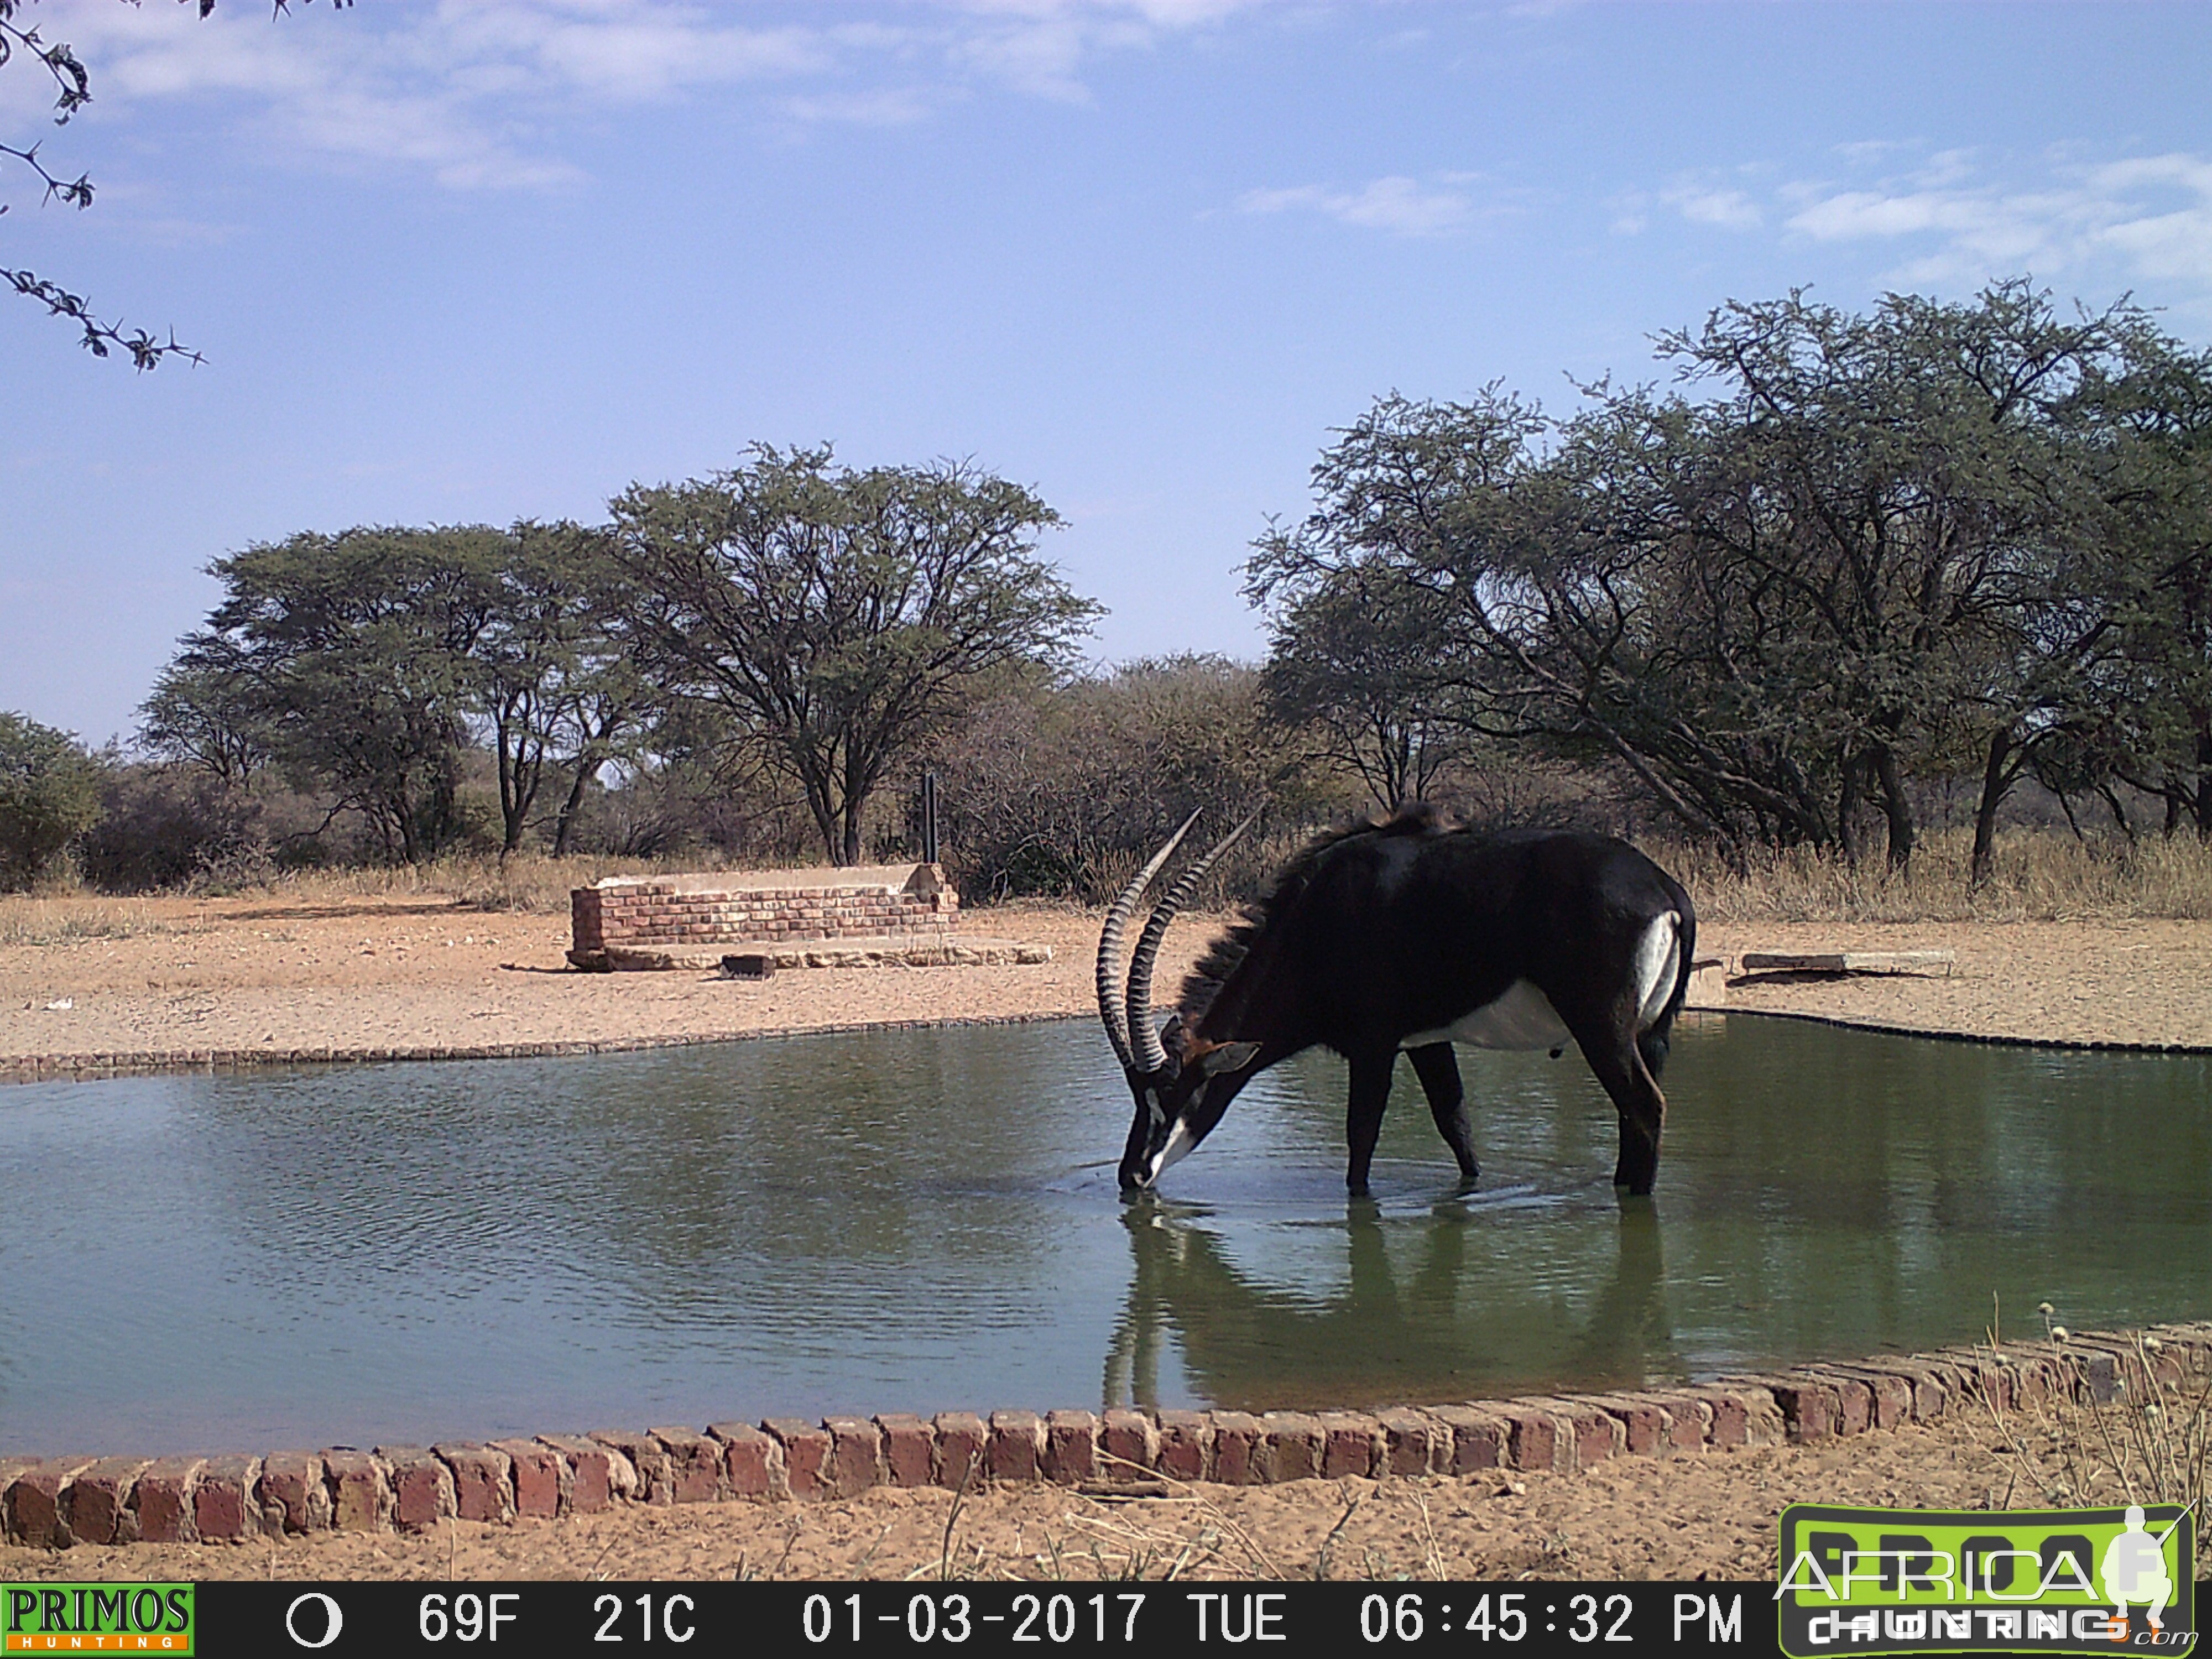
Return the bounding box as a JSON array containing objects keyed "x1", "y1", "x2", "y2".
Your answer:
[{"x1": 5, "y1": 0, "x2": 2210, "y2": 745}]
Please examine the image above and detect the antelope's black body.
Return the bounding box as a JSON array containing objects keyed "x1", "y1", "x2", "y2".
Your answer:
[{"x1": 1095, "y1": 807, "x2": 1697, "y2": 1198}]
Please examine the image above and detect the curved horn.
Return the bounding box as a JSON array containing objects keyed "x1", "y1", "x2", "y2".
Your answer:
[
  {"x1": 1095, "y1": 810, "x2": 1202, "y2": 1072},
  {"x1": 1127, "y1": 810, "x2": 1260, "y2": 1074}
]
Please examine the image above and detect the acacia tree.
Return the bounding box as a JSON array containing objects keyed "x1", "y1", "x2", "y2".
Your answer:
[
  {"x1": 192, "y1": 526, "x2": 505, "y2": 862},
  {"x1": 2060, "y1": 337, "x2": 2212, "y2": 840},
  {"x1": 612, "y1": 445, "x2": 1101, "y2": 865},
  {"x1": 1248, "y1": 554, "x2": 1467, "y2": 813},
  {"x1": 473, "y1": 521, "x2": 651, "y2": 856},
  {"x1": 1257, "y1": 289, "x2": 2173, "y2": 876},
  {"x1": 139, "y1": 630, "x2": 273, "y2": 790}
]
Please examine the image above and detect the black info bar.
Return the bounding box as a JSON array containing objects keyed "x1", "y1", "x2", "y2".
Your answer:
[{"x1": 170, "y1": 1582, "x2": 1768, "y2": 1658}]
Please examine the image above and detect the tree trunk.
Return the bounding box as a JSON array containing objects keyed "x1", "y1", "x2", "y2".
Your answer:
[
  {"x1": 841, "y1": 807, "x2": 863, "y2": 867},
  {"x1": 2197, "y1": 727, "x2": 2212, "y2": 842},
  {"x1": 1871, "y1": 744, "x2": 1915, "y2": 873},
  {"x1": 551, "y1": 756, "x2": 603, "y2": 858},
  {"x1": 1970, "y1": 727, "x2": 2015, "y2": 887},
  {"x1": 2098, "y1": 781, "x2": 2136, "y2": 842},
  {"x1": 1837, "y1": 750, "x2": 1863, "y2": 868}
]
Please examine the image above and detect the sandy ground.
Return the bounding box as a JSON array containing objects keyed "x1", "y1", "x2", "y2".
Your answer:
[
  {"x1": 3, "y1": 897, "x2": 2208, "y2": 1061},
  {"x1": 1, "y1": 891, "x2": 2205, "y2": 1582}
]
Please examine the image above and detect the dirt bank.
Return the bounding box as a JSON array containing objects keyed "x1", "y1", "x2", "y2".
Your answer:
[{"x1": 4, "y1": 897, "x2": 2206, "y2": 1063}]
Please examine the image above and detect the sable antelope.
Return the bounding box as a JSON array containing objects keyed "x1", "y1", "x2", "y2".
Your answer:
[{"x1": 1095, "y1": 805, "x2": 1696, "y2": 1198}]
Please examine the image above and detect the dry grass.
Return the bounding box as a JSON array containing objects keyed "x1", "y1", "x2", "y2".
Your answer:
[
  {"x1": 1983, "y1": 1316, "x2": 2212, "y2": 1522},
  {"x1": 0, "y1": 896, "x2": 201, "y2": 947},
  {"x1": 1662, "y1": 828, "x2": 2212, "y2": 925},
  {"x1": 4, "y1": 829, "x2": 2205, "y2": 942}
]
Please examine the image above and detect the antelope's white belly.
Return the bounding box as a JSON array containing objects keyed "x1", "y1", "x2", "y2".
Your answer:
[
  {"x1": 1402, "y1": 978, "x2": 1571, "y2": 1052},
  {"x1": 1397, "y1": 912, "x2": 1682, "y2": 1053}
]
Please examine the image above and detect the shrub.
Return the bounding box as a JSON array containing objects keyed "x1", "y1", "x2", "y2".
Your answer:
[{"x1": 0, "y1": 712, "x2": 103, "y2": 889}]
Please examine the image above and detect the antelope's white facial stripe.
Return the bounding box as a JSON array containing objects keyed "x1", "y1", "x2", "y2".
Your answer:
[{"x1": 1147, "y1": 1120, "x2": 1197, "y2": 1181}]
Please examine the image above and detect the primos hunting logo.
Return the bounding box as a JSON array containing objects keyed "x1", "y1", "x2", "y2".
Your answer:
[
  {"x1": 2, "y1": 1585, "x2": 195, "y2": 1654},
  {"x1": 1778, "y1": 1504, "x2": 2196, "y2": 1656}
]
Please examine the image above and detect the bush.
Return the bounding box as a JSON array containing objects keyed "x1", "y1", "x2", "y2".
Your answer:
[
  {"x1": 75, "y1": 762, "x2": 271, "y2": 891},
  {"x1": 0, "y1": 712, "x2": 103, "y2": 889}
]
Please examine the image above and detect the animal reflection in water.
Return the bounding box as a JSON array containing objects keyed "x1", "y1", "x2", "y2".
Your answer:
[{"x1": 1103, "y1": 1201, "x2": 1676, "y2": 1413}]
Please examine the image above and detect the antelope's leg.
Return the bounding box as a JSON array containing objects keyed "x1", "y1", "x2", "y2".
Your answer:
[
  {"x1": 1344, "y1": 1045, "x2": 1398, "y2": 1198},
  {"x1": 1573, "y1": 1021, "x2": 1666, "y2": 1196},
  {"x1": 1406, "y1": 1041, "x2": 1478, "y2": 1185}
]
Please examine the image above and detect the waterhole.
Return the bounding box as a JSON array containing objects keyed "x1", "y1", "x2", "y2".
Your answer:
[{"x1": 1, "y1": 1016, "x2": 2204, "y2": 1452}]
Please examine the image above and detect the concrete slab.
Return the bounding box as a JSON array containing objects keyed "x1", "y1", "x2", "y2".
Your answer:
[{"x1": 1738, "y1": 950, "x2": 1956, "y2": 977}]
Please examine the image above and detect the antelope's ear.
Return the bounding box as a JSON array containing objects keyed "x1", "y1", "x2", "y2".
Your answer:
[{"x1": 1196, "y1": 1040, "x2": 1261, "y2": 1076}]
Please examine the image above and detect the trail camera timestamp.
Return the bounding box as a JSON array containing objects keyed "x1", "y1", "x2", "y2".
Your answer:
[{"x1": 163, "y1": 1579, "x2": 1767, "y2": 1656}]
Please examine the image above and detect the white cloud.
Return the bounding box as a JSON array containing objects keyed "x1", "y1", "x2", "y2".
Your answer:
[
  {"x1": 1238, "y1": 174, "x2": 1478, "y2": 237},
  {"x1": 7, "y1": 0, "x2": 1287, "y2": 191},
  {"x1": 1666, "y1": 186, "x2": 1760, "y2": 231},
  {"x1": 1772, "y1": 147, "x2": 2212, "y2": 299}
]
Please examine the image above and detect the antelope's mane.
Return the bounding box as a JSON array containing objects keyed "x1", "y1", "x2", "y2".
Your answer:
[{"x1": 1174, "y1": 802, "x2": 1452, "y2": 1035}]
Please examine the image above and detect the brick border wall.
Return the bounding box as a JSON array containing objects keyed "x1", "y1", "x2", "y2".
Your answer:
[
  {"x1": 9, "y1": 1006, "x2": 2205, "y2": 1090},
  {"x1": 0, "y1": 1013, "x2": 1076, "y2": 1087},
  {"x1": 572, "y1": 867, "x2": 958, "y2": 962},
  {"x1": 1725, "y1": 1006, "x2": 2212, "y2": 1056},
  {"x1": 5, "y1": 1324, "x2": 2204, "y2": 1547}
]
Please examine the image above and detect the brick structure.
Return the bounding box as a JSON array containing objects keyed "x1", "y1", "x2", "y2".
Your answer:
[
  {"x1": 569, "y1": 865, "x2": 959, "y2": 971},
  {"x1": 8, "y1": 1322, "x2": 2209, "y2": 1548}
]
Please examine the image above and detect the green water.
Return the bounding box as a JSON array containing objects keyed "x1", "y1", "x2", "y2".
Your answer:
[{"x1": 0, "y1": 1014, "x2": 2204, "y2": 1454}]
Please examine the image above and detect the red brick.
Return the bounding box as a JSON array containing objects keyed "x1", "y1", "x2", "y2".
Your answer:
[
  {"x1": 706, "y1": 1424, "x2": 785, "y2": 1499},
  {"x1": 1375, "y1": 1409, "x2": 1439, "y2": 1477},
  {"x1": 376, "y1": 1447, "x2": 456, "y2": 1532},
  {"x1": 4, "y1": 1457, "x2": 86, "y2": 1546},
  {"x1": 1688, "y1": 1384, "x2": 1782, "y2": 1447},
  {"x1": 322, "y1": 1449, "x2": 390, "y2": 1532},
  {"x1": 592, "y1": 1431, "x2": 671, "y2": 1505},
  {"x1": 1313, "y1": 1413, "x2": 1380, "y2": 1480},
  {"x1": 490, "y1": 1440, "x2": 566, "y2": 1519},
  {"x1": 1100, "y1": 1410, "x2": 1158, "y2": 1478},
  {"x1": 1153, "y1": 1411, "x2": 1209, "y2": 1481},
  {"x1": 1209, "y1": 1412, "x2": 1263, "y2": 1485},
  {"x1": 648, "y1": 1428, "x2": 727, "y2": 1505},
  {"x1": 987, "y1": 1412, "x2": 1042, "y2": 1483},
  {"x1": 1929, "y1": 1348, "x2": 2018, "y2": 1411},
  {"x1": 1829, "y1": 1360, "x2": 1948, "y2": 1422},
  {"x1": 436, "y1": 1444, "x2": 514, "y2": 1524},
  {"x1": 932, "y1": 1414, "x2": 987, "y2": 1489},
  {"x1": 134, "y1": 1457, "x2": 205, "y2": 1544},
  {"x1": 1752, "y1": 1375, "x2": 1840, "y2": 1442},
  {"x1": 1427, "y1": 1406, "x2": 1510, "y2": 1474},
  {"x1": 1820, "y1": 1374, "x2": 1874, "y2": 1434},
  {"x1": 1528, "y1": 1397, "x2": 1624, "y2": 1468},
  {"x1": 1811, "y1": 1367, "x2": 1911, "y2": 1431},
  {"x1": 537, "y1": 1436, "x2": 615, "y2": 1512},
  {"x1": 258, "y1": 1451, "x2": 331, "y2": 1534},
  {"x1": 1620, "y1": 1392, "x2": 1709, "y2": 1454},
  {"x1": 823, "y1": 1418, "x2": 883, "y2": 1497},
  {"x1": 1259, "y1": 1412, "x2": 1322, "y2": 1482},
  {"x1": 1495, "y1": 1403, "x2": 1567, "y2": 1472},
  {"x1": 1044, "y1": 1411, "x2": 1098, "y2": 1484},
  {"x1": 1585, "y1": 1395, "x2": 1668, "y2": 1455},
  {"x1": 764, "y1": 1420, "x2": 834, "y2": 1499},
  {"x1": 192, "y1": 1455, "x2": 260, "y2": 1541},
  {"x1": 65, "y1": 1458, "x2": 150, "y2": 1545}
]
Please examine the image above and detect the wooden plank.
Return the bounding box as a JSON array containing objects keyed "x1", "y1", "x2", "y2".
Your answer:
[{"x1": 1738, "y1": 950, "x2": 1955, "y2": 976}]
